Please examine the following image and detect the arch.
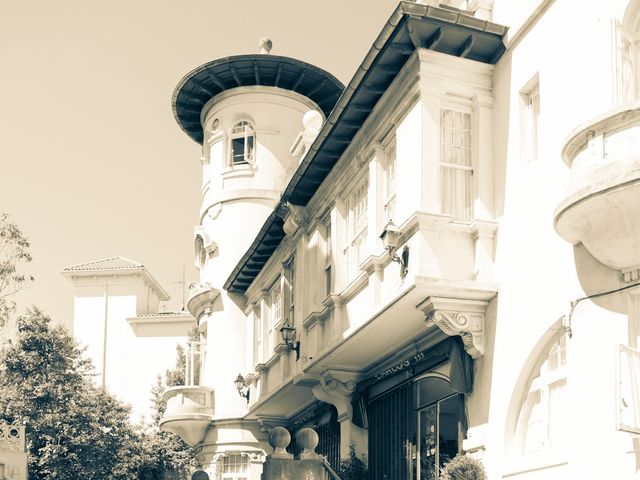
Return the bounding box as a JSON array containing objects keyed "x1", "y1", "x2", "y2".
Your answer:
[
  {"x1": 229, "y1": 119, "x2": 255, "y2": 165},
  {"x1": 504, "y1": 318, "x2": 568, "y2": 455}
]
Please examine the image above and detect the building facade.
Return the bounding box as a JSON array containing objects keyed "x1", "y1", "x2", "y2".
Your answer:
[
  {"x1": 161, "y1": 1, "x2": 640, "y2": 479},
  {"x1": 62, "y1": 256, "x2": 193, "y2": 421}
]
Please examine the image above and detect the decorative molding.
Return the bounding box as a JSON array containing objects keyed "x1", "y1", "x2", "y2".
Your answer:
[
  {"x1": 622, "y1": 266, "x2": 640, "y2": 283},
  {"x1": 187, "y1": 282, "x2": 220, "y2": 320},
  {"x1": 311, "y1": 376, "x2": 357, "y2": 422},
  {"x1": 276, "y1": 202, "x2": 306, "y2": 237},
  {"x1": 418, "y1": 296, "x2": 489, "y2": 359}
]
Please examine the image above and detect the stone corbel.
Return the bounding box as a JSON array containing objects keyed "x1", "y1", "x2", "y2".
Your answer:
[
  {"x1": 280, "y1": 202, "x2": 306, "y2": 237},
  {"x1": 311, "y1": 376, "x2": 357, "y2": 422},
  {"x1": 419, "y1": 296, "x2": 488, "y2": 359}
]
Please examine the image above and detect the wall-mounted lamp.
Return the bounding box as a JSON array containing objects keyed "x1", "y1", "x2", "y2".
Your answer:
[
  {"x1": 380, "y1": 220, "x2": 409, "y2": 277},
  {"x1": 234, "y1": 373, "x2": 250, "y2": 404},
  {"x1": 279, "y1": 322, "x2": 300, "y2": 361}
]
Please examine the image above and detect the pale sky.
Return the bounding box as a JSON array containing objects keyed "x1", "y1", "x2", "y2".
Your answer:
[{"x1": 1, "y1": 0, "x2": 400, "y2": 330}]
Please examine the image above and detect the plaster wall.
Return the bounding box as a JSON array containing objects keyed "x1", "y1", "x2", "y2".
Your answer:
[{"x1": 482, "y1": 0, "x2": 639, "y2": 478}]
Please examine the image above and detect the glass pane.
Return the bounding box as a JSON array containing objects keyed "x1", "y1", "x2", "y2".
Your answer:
[
  {"x1": 548, "y1": 379, "x2": 567, "y2": 448},
  {"x1": 417, "y1": 377, "x2": 453, "y2": 409},
  {"x1": 419, "y1": 405, "x2": 438, "y2": 480},
  {"x1": 438, "y1": 396, "x2": 460, "y2": 471},
  {"x1": 232, "y1": 138, "x2": 246, "y2": 164},
  {"x1": 519, "y1": 389, "x2": 544, "y2": 454}
]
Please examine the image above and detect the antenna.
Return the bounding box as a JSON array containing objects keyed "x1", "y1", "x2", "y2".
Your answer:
[{"x1": 170, "y1": 265, "x2": 187, "y2": 312}]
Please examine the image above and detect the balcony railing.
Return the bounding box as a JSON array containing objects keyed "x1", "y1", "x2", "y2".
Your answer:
[
  {"x1": 555, "y1": 103, "x2": 640, "y2": 273},
  {"x1": 159, "y1": 385, "x2": 214, "y2": 446}
]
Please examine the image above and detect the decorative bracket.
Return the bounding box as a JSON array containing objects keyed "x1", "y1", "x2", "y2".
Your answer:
[
  {"x1": 418, "y1": 296, "x2": 488, "y2": 359},
  {"x1": 311, "y1": 376, "x2": 357, "y2": 423},
  {"x1": 278, "y1": 202, "x2": 306, "y2": 237}
]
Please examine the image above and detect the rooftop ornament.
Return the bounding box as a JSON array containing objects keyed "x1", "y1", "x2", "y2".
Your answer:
[{"x1": 259, "y1": 37, "x2": 273, "y2": 54}]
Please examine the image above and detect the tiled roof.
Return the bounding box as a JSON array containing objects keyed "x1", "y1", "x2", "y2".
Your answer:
[{"x1": 63, "y1": 256, "x2": 144, "y2": 272}]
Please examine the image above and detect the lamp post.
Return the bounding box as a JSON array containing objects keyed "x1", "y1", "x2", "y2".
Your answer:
[
  {"x1": 279, "y1": 322, "x2": 300, "y2": 360},
  {"x1": 380, "y1": 220, "x2": 409, "y2": 277},
  {"x1": 234, "y1": 373, "x2": 250, "y2": 403}
]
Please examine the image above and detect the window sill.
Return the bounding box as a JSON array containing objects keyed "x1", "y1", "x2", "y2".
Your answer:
[{"x1": 221, "y1": 163, "x2": 257, "y2": 179}]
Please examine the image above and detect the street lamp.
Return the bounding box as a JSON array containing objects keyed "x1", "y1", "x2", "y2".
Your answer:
[
  {"x1": 234, "y1": 373, "x2": 250, "y2": 403},
  {"x1": 279, "y1": 322, "x2": 300, "y2": 360},
  {"x1": 380, "y1": 219, "x2": 409, "y2": 277}
]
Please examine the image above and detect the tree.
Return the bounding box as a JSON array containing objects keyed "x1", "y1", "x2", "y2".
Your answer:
[
  {"x1": 0, "y1": 309, "x2": 148, "y2": 479},
  {"x1": 0, "y1": 213, "x2": 33, "y2": 327},
  {"x1": 139, "y1": 343, "x2": 197, "y2": 479}
]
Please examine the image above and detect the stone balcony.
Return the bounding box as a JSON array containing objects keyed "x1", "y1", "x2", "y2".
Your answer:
[
  {"x1": 555, "y1": 103, "x2": 640, "y2": 281},
  {"x1": 186, "y1": 282, "x2": 220, "y2": 325},
  {"x1": 159, "y1": 385, "x2": 214, "y2": 446}
]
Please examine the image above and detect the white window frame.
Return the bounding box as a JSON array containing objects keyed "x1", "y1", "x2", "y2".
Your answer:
[
  {"x1": 221, "y1": 452, "x2": 249, "y2": 480},
  {"x1": 515, "y1": 334, "x2": 568, "y2": 455},
  {"x1": 524, "y1": 85, "x2": 540, "y2": 164},
  {"x1": 265, "y1": 277, "x2": 282, "y2": 355},
  {"x1": 382, "y1": 137, "x2": 397, "y2": 224},
  {"x1": 229, "y1": 120, "x2": 255, "y2": 166},
  {"x1": 344, "y1": 173, "x2": 369, "y2": 281},
  {"x1": 439, "y1": 106, "x2": 473, "y2": 223}
]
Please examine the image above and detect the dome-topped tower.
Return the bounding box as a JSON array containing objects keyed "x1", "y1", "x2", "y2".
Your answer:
[{"x1": 161, "y1": 46, "x2": 343, "y2": 474}]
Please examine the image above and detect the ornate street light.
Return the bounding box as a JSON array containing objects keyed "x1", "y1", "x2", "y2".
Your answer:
[
  {"x1": 234, "y1": 373, "x2": 250, "y2": 403},
  {"x1": 380, "y1": 219, "x2": 409, "y2": 277},
  {"x1": 279, "y1": 322, "x2": 300, "y2": 361}
]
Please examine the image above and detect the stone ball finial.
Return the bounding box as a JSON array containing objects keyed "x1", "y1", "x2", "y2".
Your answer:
[
  {"x1": 259, "y1": 37, "x2": 273, "y2": 54},
  {"x1": 295, "y1": 428, "x2": 319, "y2": 456},
  {"x1": 303, "y1": 110, "x2": 323, "y2": 132},
  {"x1": 268, "y1": 426, "x2": 291, "y2": 454}
]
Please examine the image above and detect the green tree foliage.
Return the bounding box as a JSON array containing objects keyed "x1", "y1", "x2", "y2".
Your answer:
[
  {"x1": 0, "y1": 213, "x2": 33, "y2": 327},
  {"x1": 0, "y1": 309, "x2": 196, "y2": 479},
  {"x1": 139, "y1": 343, "x2": 196, "y2": 479}
]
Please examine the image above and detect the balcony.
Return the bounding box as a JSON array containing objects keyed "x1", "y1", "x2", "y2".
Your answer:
[
  {"x1": 555, "y1": 104, "x2": 640, "y2": 274},
  {"x1": 186, "y1": 282, "x2": 220, "y2": 323},
  {"x1": 159, "y1": 385, "x2": 214, "y2": 446}
]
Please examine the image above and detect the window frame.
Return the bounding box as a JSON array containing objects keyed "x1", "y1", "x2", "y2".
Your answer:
[
  {"x1": 344, "y1": 171, "x2": 370, "y2": 281},
  {"x1": 229, "y1": 120, "x2": 256, "y2": 166},
  {"x1": 439, "y1": 105, "x2": 474, "y2": 223},
  {"x1": 381, "y1": 137, "x2": 397, "y2": 224},
  {"x1": 515, "y1": 334, "x2": 568, "y2": 455},
  {"x1": 221, "y1": 452, "x2": 249, "y2": 480}
]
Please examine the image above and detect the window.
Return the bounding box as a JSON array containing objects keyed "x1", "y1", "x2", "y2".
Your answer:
[
  {"x1": 254, "y1": 308, "x2": 263, "y2": 364},
  {"x1": 416, "y1": 376, "x2": 463, "y2": 480},
  {"x1": 523, "y1": 85, "x2": 540, "y2": 164},
  {"x1": 324, "y1": 220, "x2": 333, "y2": 296},
  {"x1": 382, "y1": 138, "x2": 397, "y2": 223},
  {"x1": 284, "y1": 257, "x2": 295, "y2": 325},
  {"x1": 185, "y1": 340, "x2": 206, "y2": 386},
  {"x1": 266, "y1": 279, "x2": 282, "y2": 355},
  {"x1": 345, "y1": 176, "x2": 369, "y2": 279},
  {"x1": 230, "y1": 121, "x2": 255, "y2": 165},
  {"x1": 440, "y1": 108, "x2": 472, "y2": 222},
  {"x1": 221, "y1": 453, "x2": 249, "y2": 480},
  {"x1": 515, "y1": 334, "x2": 568, "y2": 454}
]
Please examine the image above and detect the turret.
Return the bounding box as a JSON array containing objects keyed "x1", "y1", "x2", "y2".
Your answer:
[{"x1": 163, "y1": 40, "x2": 343, "y2": 471}]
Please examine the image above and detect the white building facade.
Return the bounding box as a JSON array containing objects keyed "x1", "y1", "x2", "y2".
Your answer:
[
  {"x1": 161, "y1": 1, "x2": 640, "y2": 479},
  {"x1": 62, "y1": 257, "x2": 193, "y2": 421}
]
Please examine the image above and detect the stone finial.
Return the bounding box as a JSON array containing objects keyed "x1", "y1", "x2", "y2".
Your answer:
[
  {"x1": 268, "y1": 426, "x2": 293, "y2": 459},
  {"x1": 295, "y1": 428, "x2": 321, "y2": 460},
  {"x1": 259, "y1": 37, "x2": 273, "y2": 54},
  {"x1": 303, "y1": 110, "x2": 323, "y2": 133}
]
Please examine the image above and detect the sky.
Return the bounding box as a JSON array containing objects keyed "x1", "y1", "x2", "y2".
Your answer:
[{"x1": 0, "y1": 0, "x2": 400, "y2": 330}]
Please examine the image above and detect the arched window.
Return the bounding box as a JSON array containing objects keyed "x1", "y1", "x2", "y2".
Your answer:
[
  {"x1": 515, "y1": 334, "x2": 568, "y2": 454},
  {"x1": 194, "y1": 235, "x2": 206, "y2": 270},
  {"x1": 229, "y1": 121, "x2": 255, "y2": 165}
]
